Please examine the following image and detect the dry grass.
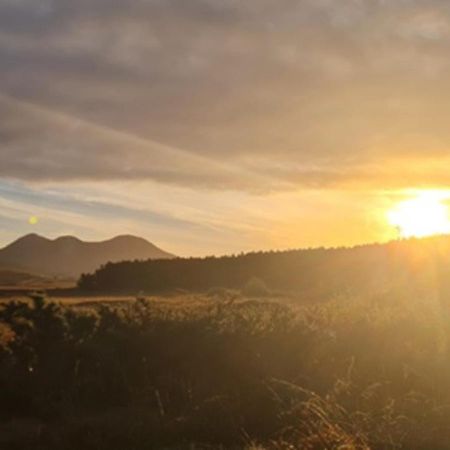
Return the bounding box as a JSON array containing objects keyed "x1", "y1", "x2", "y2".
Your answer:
[{"x1": 2, "y1": 291, "x2": 450, "y2": 448}]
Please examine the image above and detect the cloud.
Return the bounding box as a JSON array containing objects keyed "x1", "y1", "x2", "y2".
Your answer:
[
  {"x1": 0, "y1": 178, "x2": 284, "y2": 256},
  {"x1": 1, "y1": 0, "x2": 450, "y2": 191},
  {"x1": 0, "y1": 93, "x2": 288, "y2": 192}
]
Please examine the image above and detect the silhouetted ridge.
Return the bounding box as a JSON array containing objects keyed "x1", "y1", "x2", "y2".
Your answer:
[
  {"x1": 0, "y1": 234, "x2": 175, "y2": 277},
  {"x1": 8, "y1": 233, "x2": 50, "y2": 246},
  {"x1": 54, "y1": 236, "x2": 82, "y2": 243}
]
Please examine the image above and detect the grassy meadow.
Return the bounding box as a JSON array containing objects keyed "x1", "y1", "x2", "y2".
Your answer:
[{"x1": 1, "y1": 284, "x2": 450, "y2": 449}]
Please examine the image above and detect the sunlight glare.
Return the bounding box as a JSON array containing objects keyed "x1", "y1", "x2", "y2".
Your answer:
[{"x1": 387, "y1": 191, "x2": 450, "y2": 238}]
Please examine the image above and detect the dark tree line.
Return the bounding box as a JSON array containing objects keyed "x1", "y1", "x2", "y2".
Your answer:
[{"x1": 78, "y1": 236, "x2": 450, "y2": 297}]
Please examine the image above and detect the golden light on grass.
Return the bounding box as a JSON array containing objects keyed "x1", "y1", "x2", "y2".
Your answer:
[
  {"x1": 387, "y1": 191, "x2": 450, "y2": 239},
  {"x1": 28, "y1": 216, "x2": 39, "y2": 225}
]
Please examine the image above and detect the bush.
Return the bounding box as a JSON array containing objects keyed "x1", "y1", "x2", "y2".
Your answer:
[{"x1": 242, "y1": 277, "x2": 271, "y2": 297}]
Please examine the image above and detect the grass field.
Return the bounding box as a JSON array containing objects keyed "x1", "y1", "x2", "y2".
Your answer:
[{"x1": 2, "y1": 287, "x2": 450, "y2": 449}]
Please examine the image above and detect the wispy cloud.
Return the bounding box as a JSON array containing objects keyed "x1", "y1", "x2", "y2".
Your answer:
[
  {"x1": 1, "y1": 0, "x2": 450, "y2": 191},
  {"x1": 1, "y1": 1, "x2": 450, "y2": 252}
]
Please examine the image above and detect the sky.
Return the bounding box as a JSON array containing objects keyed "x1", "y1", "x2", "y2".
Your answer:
[{"x1": 2, "y1": 0, "x2": 450, "y2": 256}]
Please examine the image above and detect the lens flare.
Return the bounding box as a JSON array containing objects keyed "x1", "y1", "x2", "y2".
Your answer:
[{"x1": 28, "y1": 216, "x2": 39, "y2": 225}]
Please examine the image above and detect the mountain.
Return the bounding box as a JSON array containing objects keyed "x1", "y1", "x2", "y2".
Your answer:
[{"x1": 0, "y1": 234, "x2": 175, "y2": 278}]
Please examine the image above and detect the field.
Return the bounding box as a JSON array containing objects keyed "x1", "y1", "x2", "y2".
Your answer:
[{"x1": 2, "y1": 285, "x2": 450, "y2": 449}]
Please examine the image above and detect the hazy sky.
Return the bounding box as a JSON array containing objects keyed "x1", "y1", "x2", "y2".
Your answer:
[{"x1": 2, "y1": 0, "x2": 450, "y2": 255}]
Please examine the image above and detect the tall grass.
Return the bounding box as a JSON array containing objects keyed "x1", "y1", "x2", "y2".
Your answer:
[{"x1": 1, "y1": 292, "x2": 450, "y2": 449}]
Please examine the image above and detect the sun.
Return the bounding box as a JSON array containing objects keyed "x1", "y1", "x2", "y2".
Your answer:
[{"x1": 387, "y1": 191, "x2": 450, "y2": 239}]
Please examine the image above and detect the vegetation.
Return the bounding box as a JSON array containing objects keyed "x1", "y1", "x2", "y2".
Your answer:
[
  {"x1": 78, "y1": 236, "x2": 450, "y2": 298},
  {"x1": 2, "y1": 288, "x2": 450, "y2": 449}
]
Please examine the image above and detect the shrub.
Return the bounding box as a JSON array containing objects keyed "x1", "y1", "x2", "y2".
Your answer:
[{"x1": 242, "y1": 277, "x2": 271, "y2": 297}]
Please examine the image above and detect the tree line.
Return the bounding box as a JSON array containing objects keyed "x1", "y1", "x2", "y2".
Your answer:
[{"x1": 78, "y1": 236, "x2": 450, "y2": 297}]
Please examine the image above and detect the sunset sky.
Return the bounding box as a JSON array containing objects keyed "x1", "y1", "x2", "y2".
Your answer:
[{"x1": 2, "y1": 0, "x2": 450, "y2": 256}]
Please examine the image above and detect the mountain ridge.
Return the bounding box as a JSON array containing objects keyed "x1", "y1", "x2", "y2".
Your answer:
[{"x1": 0, "y1": 234, "x2": 175, "y2": 278}]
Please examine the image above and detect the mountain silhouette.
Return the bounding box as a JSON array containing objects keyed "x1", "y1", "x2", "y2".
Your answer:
[{"x1": 0, "y1": 234, "x2": 175, "y2": 277}]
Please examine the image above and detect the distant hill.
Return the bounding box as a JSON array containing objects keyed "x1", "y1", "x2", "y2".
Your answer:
[
  {"x1": 78, "y1": 235, "x2": 450, "y2": 298},
  {"x1": 0, "y1": 267, "x2": 74, "y2": 291},
  {"x1": 0, "y1": 234, "x2": 175, "y2": 278},
  {"x1": 0, "y1": 268, "x2": 48, "y2": 287}
]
